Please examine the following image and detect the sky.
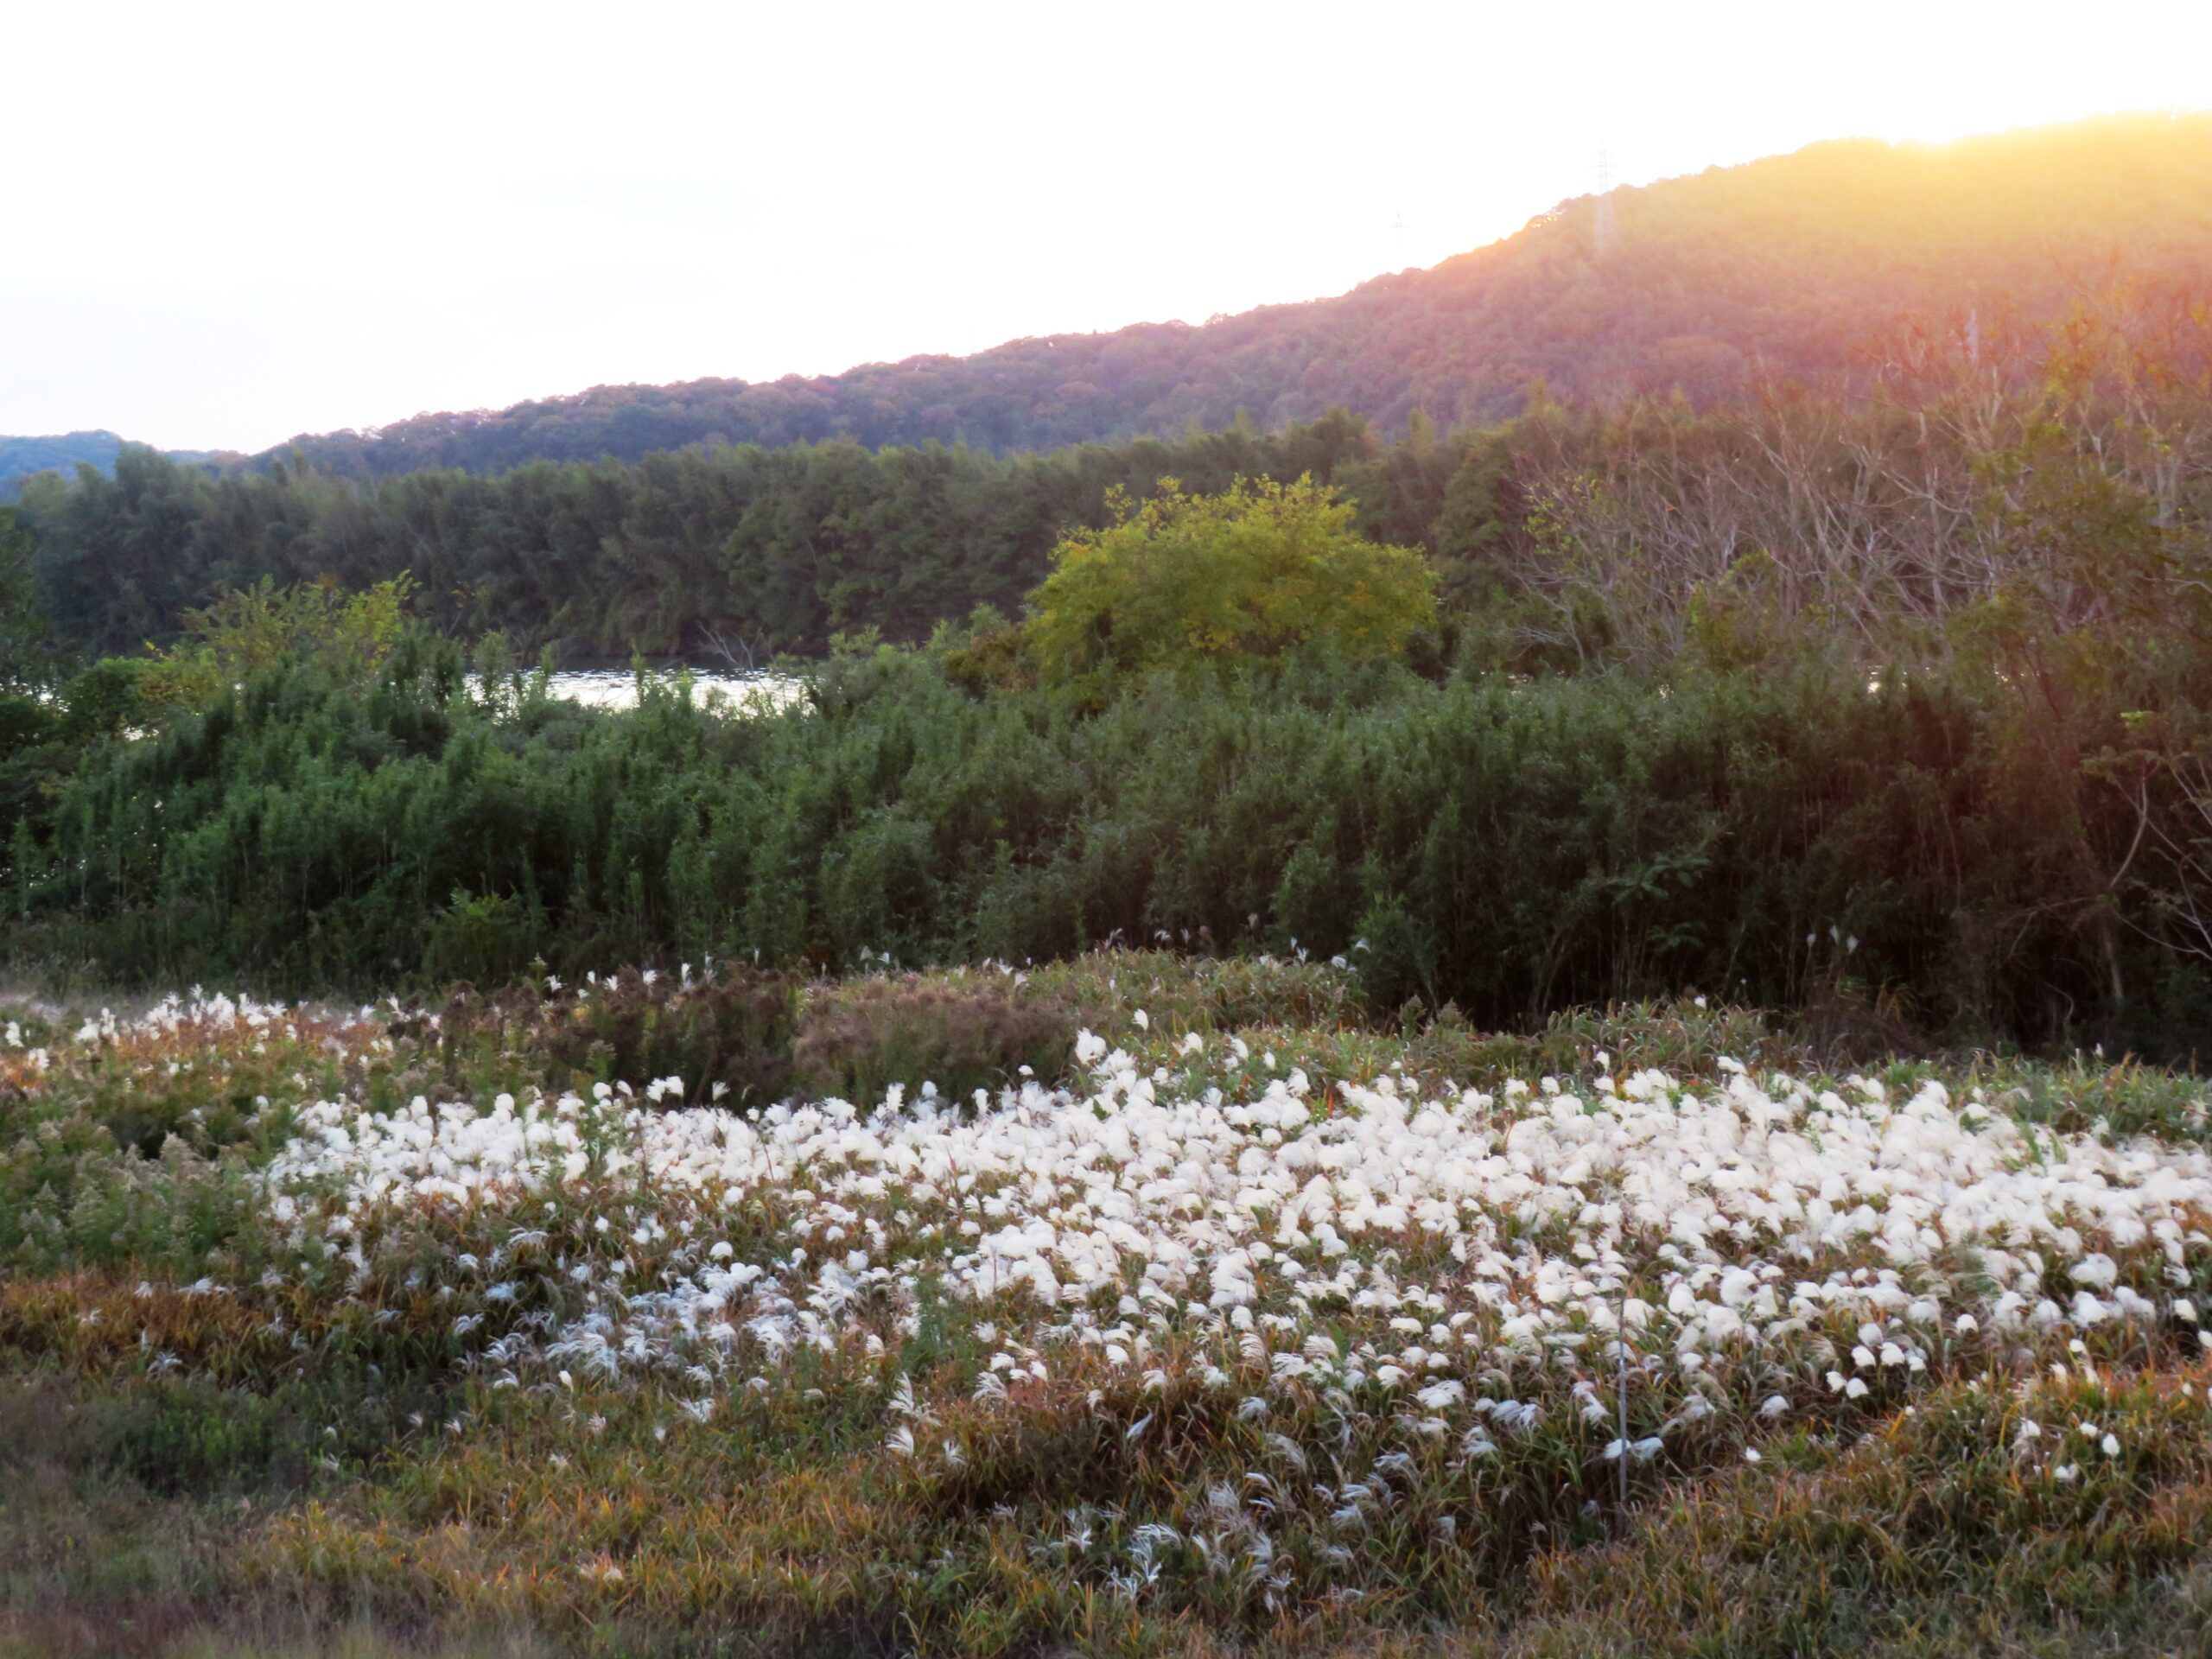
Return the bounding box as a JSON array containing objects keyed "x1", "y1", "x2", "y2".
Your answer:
[{"x1": 5, "y1": 0, "x2": 2209, "y2": 454}]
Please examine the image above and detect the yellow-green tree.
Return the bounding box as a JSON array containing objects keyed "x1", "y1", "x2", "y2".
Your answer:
[
  {"x1": 1024, "y1": 476, "x2": 1435, "y2": 696},
  {"x1": 138, "y1": 575, "x2": 416, "y2": 715}
]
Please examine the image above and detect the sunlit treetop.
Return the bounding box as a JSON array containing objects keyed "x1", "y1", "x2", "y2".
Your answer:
[{"x1": 1022, "y1": 476, "x2": 1436, "y2": 697}]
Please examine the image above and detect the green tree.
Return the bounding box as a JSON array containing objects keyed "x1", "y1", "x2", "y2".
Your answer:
[
  {"x1": 138, "y1": 574, "x2": 417, "y2": 715},
  {"x1": 0, "y1": 508, "x2": 48, "y2": 689},
  {"x1": 0, "y1": 508, "x2": 65, "y2": 868},
  {"x1": 1022, "y1": 476, "x2": 1436, "y2": 699}
]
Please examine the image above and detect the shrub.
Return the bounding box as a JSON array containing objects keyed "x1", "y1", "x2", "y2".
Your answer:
[
  {"x1": 419, "y1": 967, "x2": 804, "y2": 1106},
  {"x1": 423, "y1": 888, "x2": 540, "y2": 987},
  {"x1": 792, "y1": 974, "x2": 1074, "y2": 1104},
  {"x1": 22, "y1": 620, "x2": 2212, "y2": 1058},
  {"x1": 1027, "y1": 948, "x2": 1363, "y2": 1036}
]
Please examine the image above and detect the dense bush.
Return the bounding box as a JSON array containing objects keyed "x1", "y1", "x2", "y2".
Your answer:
[
  {"x1": 410, "y1": 967, "x2": 806, "y2": 1107},
  {"x1": 792, "y1": 973, "x2": 1075, "y2": 1106},
  {"x1": 384, "y1": 966, "x2": 1078, "y2": 1109},
  {"x1": 13, "y1": 614, "x2": 2212, "y2": 1057}
]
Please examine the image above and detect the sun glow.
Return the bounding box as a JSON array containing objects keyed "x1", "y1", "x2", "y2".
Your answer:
[{"x1": 0, "y1": 0, "x2": 2206, "y2": 449}]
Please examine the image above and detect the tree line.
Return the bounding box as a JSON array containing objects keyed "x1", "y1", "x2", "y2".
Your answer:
[
  {"x1": 12, "y1": 280, "x2": 2209, "y2": 674},
  {"x1": 15, "y1": 416, "x2": 1398, "y2": 660}
]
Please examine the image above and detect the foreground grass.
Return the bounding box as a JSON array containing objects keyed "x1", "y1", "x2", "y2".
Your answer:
[
  {"x1": 13, "y1": 1363, "x2": 2212, "y2": 1657},
  {"x1": 4, "y1": 951, "x2": 2211, "y2": 1657}
]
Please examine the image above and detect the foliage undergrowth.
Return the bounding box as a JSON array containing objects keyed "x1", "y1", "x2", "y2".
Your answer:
[{"x1": 13, "y1": 605, "x2": 2212, "y2": 1063}]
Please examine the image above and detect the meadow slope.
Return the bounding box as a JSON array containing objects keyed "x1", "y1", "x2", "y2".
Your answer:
[{"x1": 6, "y1": 955, "x2": 2212, "y2": 1656}]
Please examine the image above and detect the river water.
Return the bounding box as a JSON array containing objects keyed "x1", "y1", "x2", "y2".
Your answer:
[{"x1": 537, "y1": 669, "x2": 805, "y2": 712}]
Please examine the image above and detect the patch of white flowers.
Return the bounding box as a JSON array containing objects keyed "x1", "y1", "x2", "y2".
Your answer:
[
  {"x1": 253, "y1": 1028, "x2": 2212, "y2": 1456},
  {"x1": 29, "y1": 987, "x2": 2212, "y2": 1615}
]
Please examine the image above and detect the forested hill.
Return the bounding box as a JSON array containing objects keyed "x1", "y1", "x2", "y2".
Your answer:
[
  {"x1": 0, "y1": 433, "x2": 133, "y2": 500},
  {"x1": 259, "y1": 113, "x2": 2212, "y2": 478},
  {"x1": 0, "y1": 432, "x2": 229, "y2": 501}
]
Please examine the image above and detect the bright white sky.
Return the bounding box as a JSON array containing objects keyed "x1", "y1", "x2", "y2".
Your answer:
[{"x1": 5, "y1": 0, "x2": 2208, "y2": 453}]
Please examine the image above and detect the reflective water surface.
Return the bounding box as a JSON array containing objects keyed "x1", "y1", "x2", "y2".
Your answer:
[{"x1": 537, "y1": 670, "x2": 805, "y2": 712}]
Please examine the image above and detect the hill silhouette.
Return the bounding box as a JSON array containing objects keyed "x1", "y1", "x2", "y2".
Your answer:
[
  {"x1": 0, "y1": 432, "x2": 134, "y2": 500},
  {"x1": 0, "y1": 431, "x2": 226, "y2": 501},
  {"x1": 245, "y1": 112, "x2": 2210, "y2": 477}
]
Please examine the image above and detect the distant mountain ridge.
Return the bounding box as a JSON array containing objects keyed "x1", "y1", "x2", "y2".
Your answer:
[
  {"x1": 244, "y1": 113, "x2": 2209, "y2": 479},
  {"x1": 0, "y1": 430, "x2": 224, "y2": 502},
  {"x1": 0, "y1": 431, "x2": 130, "y2": 500},
  {"x1": 16, "y1": 112, "x2": 2212, "y2": 490}
]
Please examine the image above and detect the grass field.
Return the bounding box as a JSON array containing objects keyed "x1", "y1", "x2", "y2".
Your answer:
[{"x1": 5, "y1": 954, "x2": 2212, "y2": 1657}]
